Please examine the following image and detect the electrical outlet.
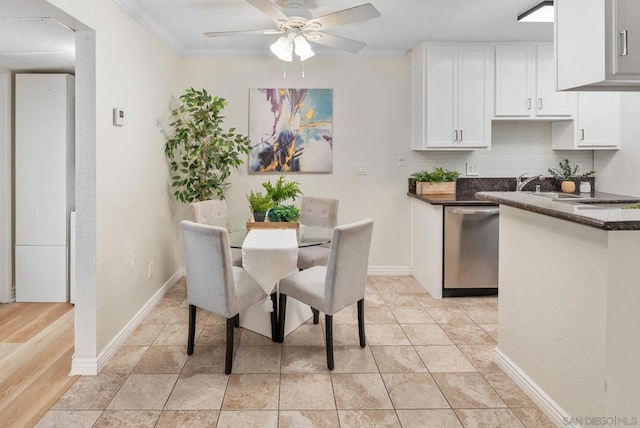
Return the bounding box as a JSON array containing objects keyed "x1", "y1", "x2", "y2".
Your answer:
[
  {"x1": 148, "y1": 262, "x2": 153, "y2": 279},
  {"x1": 356, "y1": 163, "x2": 368, "y2": 175},
  {"x1": 397, "y1": 155, "x2": 406, "y2": 167},
  {"x1": 466, "y1": 163, "x2": 479, "y2": 176}
]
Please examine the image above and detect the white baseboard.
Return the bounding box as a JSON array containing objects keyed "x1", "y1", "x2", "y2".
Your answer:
[
  {"x1": 494, "y1": 348, "x2": 575, "y2": 428},
  {"x1": 71, "y1": 268, "x2": 184, "y2": 376},
  {"x1": 367, "y1": 266, "x2": 412, "y2": 276}
]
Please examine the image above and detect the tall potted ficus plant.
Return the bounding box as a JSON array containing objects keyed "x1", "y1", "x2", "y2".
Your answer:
[{"x1": 165, "y1": 88, "x2": 251, "y2": 202}]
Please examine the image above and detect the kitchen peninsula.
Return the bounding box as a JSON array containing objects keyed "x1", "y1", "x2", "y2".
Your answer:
[{"x1": 476, "y1": 191, "x2": 640, "y2": 425}]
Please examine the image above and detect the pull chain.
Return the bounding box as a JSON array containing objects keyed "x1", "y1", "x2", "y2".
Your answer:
[
  {"x1": 302, "y1": 60, "x2": 305, "y2": 78},
  {"x1": 283, "y1": 61, "x2": 286, "y2": 78}
]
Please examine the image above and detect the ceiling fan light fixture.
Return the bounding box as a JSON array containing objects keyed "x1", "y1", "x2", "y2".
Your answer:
[
  {"x1": 517, "y1": 1, "x2": 554, "y2": 23},
  {"x1": 270, "y1": 36, "x2": 293, "y2": 62},
  {"x1": 294, "y1": 35, "x2": 315, "y2": 61}
]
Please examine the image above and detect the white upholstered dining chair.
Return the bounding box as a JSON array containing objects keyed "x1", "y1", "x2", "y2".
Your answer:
[
  {"x1": 297, "y1": 196, "x2": 339, "y2": 271},
  {"x1": 189, "y1": 199, "x2": 243, "y2": 267},
  {"x1": 277, "y1": 218, "x2": 374, "y2": 370},
  {"x1": 181, "y1": 220, "x2": 274, "y2": 374}
]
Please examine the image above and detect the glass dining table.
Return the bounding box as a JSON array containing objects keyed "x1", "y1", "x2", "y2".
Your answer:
[
  {"x1": 227, "y1": 227, "x2": 331, "y2": 249},
  {"x1": 228, "y1": 226, "x2": 331, "y2": 340}
]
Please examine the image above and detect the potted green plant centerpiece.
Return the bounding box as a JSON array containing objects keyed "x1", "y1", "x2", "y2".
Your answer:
[
  {"x1": 262, "y1": 174, "x2": 302, "y2": 222},
  {"x1": 164, "y1": 87, "x2": 251, "y2": 202},
  {"x1": 548, "y1": 159, "x2": 595, "y2": 194},
  {"x1": 246, "y1": 190, "x2": 273, "y2": 222},
  {"x1": 411, "y1": 167, "x2": 461, "y2": 195}
]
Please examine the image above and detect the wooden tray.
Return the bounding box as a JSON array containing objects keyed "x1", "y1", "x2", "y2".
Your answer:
[{"x1": 246, "y1": 221, "x2": 300, "y2": 230}]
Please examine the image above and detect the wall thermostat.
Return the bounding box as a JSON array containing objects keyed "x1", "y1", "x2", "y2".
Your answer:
[{"x1": 113, "y1": 108, "x2": 125, "y2": 126}]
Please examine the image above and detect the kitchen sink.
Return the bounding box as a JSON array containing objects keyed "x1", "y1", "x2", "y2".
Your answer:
[{"x1": 524, "y1": 191, "x2": 585, "y2": 199}]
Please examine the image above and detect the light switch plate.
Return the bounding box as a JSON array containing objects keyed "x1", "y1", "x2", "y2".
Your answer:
[{"x1": 113, "y1": 108, "x2": 125, "y2": 126}]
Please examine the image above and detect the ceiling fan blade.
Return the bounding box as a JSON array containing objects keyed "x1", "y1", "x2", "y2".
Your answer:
[
  {"x1": 204, "y1": 29, "x2": 283, "y2": 37},
  {"x1": 309, "y1": 32, "x2": 367, "y2": 54},
  {"x1": 305, "y1": 3, "x2": 380, "y2": 30},
  {"x1": 246, "y1": 0, "x2": 290, "y2": 23}
]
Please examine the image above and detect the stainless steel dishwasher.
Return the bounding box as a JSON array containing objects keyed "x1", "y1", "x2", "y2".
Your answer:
[{"x1": 443, "y1": 205, "x2": 499, "y2": 297}]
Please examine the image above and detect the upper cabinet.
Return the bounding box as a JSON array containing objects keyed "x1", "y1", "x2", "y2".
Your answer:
[
  {"x1": 495, "y1": 44, "x2": 574, "y2": 119},
  {"x1": 412, "y1": 43, "x2": 494, "y2": 150},
  {"x1": 556, "y1": 0, "x2": 640, "y2": 91},
  {"x1": 551, "y1": 92, "x2": 621, "y2": 150}
]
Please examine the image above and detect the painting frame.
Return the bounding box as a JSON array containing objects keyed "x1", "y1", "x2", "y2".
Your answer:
[{"x1": 248, "y1": 88, "x2": 333, "y2": 174}]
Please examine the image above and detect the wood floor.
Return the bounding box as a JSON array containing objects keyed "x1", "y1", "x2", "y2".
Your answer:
[{"x1": 0, "y1": 302, "x2": 78, "y2": 428}]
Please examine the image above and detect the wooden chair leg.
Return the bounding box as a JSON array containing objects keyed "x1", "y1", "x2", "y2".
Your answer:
[
  {"x1": 311, "y1": 308, "x2": 319, "y2": 324},
  {"x1": 187, "y1": 304, "x2": 196, "y2": 355},
  {"x1": 278, "y1": 293, "x2": 287, "y2": 343},
  {"x1": 234, "y1": 313, "x2": 240, "y2": 328},
  {"x1": 326, "y1": 314, "x2": 334, "y2": 370},
  {"x1": 270, "y1": 292, "x2": 278, "y2": 342},
  {"x1": 225, "y1": 317, "x2": 235, "y2": 375},
  {"x1": 357, "y1": 299, "x2": 366, "y2": 348}
]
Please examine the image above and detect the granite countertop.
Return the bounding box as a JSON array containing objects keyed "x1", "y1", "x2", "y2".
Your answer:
[
  {"x1": 407, "y1": 192, "x2": 498, "y2": 206},
  {"x1": 476, "y1": 191, "x2": 640, "y2": 231},
  {"x1": 407, "y1": 177, "x2": 514, "y2": 206}
]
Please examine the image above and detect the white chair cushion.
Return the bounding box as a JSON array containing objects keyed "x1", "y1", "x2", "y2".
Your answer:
[
  {"x1": 297, "y1": 246, "x2": 330, "y2": 270},
  {"x1": 279, "y1": 266, "x2": 328, "y2": 314}
]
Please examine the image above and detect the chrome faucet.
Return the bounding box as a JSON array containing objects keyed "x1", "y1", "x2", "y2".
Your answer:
[{"x1": 516, "y1": 173, "x2": 545, "y2": 192}]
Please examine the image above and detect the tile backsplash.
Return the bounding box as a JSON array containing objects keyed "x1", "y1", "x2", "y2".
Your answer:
[{"x1": 407, "y1": 121, "x2": 595, "y2": 178}]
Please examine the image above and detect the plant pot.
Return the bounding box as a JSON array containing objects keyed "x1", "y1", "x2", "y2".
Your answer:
[
  {"x1": 417, "y1": 181, "x2": 456, "y2": 195},
  {"x1": 253, "y1": 212, "x2": 266, "y2": 222},
  {"x1": 561, "y1": 180, "x2": 576, "y2": 194}
]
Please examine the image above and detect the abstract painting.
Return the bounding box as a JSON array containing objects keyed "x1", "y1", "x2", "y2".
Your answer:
[{"x1": 249, "y1": 88, "x2": 333, "y2": 173}]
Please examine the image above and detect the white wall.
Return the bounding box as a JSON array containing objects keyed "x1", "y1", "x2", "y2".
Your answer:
[
  {"x1": 180, "y1": 57, "x2": 414, "y2": 270},
  {"x1": 594, "y1": 93, "x2": 640, "y2": 197},
  {"x1": 48, "y1": 0, "x2": 184, "y2": 355}
]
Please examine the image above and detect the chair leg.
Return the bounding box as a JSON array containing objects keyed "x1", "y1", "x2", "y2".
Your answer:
[
  {"x1": 234, "y1": 313, "x2": 240, "y2": 328},
  {"x1": 278, "y1": 293, "x2": 287, "y2": 343},
  {"x1": 311, "y1": 308, "x2": 319, "y2": 324},
  {"x1": 187, "y1": 304, "x2": 196, "y2": 355},
  {"x1": 325, "y1": 314, "x2": 334, "y2": 370},
  {"x1": 270, "y1": 292, "x2": 278, "y2": 342},
  {"x1": 225, "y1": 317, "x2": 235, "y2": 375},
  {"x1": 357, "y1": 299, "x2": 366, "y2": 348}
]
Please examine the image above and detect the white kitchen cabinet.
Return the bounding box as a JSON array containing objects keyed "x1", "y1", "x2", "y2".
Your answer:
[
  {"x1": 15, "y1": 74, "x2": 74, "y2": 302},
  {"x1": 556, "y1": 0, "x2": 640, "y2": 90},
  {"x1": 552, "y1": 92, "x2": 621, "y2": 150},
  {"x1": 495, "y1": 44, "x2": 574, "y2": 119},
  {"x1": 412, "y1": 43, "x2": 493, "y2": 150}
]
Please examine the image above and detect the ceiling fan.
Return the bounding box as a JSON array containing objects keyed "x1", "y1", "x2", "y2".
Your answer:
[{"x1": 204, "y1": 0, "x2": 381, "y2": 61}]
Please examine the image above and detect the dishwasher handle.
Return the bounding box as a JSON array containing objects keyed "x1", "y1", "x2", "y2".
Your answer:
[{"x1": 448, "y1": 207, "x2": 500, "y2": 216}]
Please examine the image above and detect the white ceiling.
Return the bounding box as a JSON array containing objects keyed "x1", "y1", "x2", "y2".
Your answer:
[{"x1": 0, "y1": 0, "x2": 554, "y2": 71}]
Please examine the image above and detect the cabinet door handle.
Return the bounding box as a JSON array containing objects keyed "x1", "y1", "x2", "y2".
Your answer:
[
  {"x1": 538, "y1": 98, "x2": 542, "y2": 110},
  {"x1": 527, "y1": 98, "x2": 532, "y2": 110},
  {"x1": 580, "y1": 129, "x2": 585, "y2": 140},
  {"x1": 621, "y1": 30, "x2": 629, "y2": 56},
  {"x1": 459, "y1": 130, "x2": 463, "y2": 141},
  {"x1": 454, "y1": 130, "x2": 459, "y2": 141}
]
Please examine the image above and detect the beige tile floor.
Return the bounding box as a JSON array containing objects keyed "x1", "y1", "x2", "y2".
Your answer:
[{"x1": 37, "y1": 276, "x2": 555, "y2": 427}]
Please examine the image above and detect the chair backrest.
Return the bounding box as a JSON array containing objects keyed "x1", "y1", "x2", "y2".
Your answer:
[
  {"x1": 301, "y1": 196, "x2": 339, "y2": 240},
  {"x1": 180, "y1": 220, "x2": 237, "y2": 318},
  {"x1": 189, "y1": 199, "x2": 228, "y2": 227},
  {"x1": 324, "y1": 218, "x2": 374, "y2": 314}
]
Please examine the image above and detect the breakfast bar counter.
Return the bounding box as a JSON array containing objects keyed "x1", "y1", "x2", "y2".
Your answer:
[{"x1": 477, "y1": 190, "x2": 640, "y2": 424}]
